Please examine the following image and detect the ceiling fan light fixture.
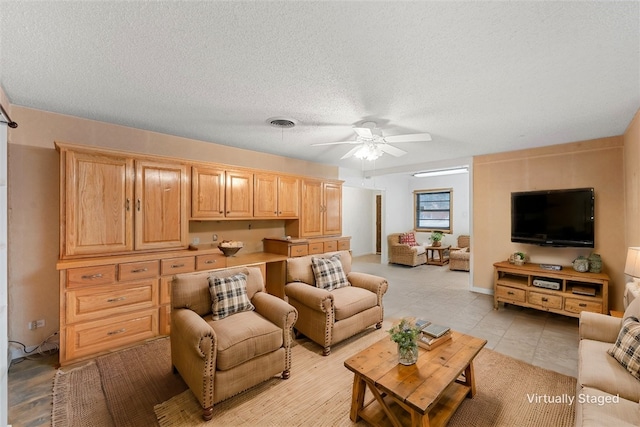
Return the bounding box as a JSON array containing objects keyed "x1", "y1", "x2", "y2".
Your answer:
[
  {"x1": 413, "y1": 166, "x2": 469, "y2": 178},
  {"x1": 354, "y1": 144, "x2": 383, "y2": 161}
]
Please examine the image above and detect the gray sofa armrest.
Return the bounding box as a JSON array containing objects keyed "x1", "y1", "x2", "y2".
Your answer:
[
  {"x1": 579, "y1": 311, "x2": 622, "y2": 343},
  {"x1": 284, "y1": 281, "x2": 333, "y2": 313}
]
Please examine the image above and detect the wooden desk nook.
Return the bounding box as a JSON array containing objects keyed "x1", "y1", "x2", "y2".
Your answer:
[
  {"x1": 426, "y1": 245, "x2": 450, "y2": 266},
  {"x1": 344, "y1": 331, "x2": 487, "y2": 427}
]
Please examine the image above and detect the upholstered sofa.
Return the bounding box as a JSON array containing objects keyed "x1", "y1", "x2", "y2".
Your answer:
[
  {"x1": 576, "y1": 296, "x2": 640, "y2": 426},
  {"x1": 449, "y1": 235, "x2": 470, "y2": 271},
  {"x1": 170, "y1": 266, "x2": 298, "y2": 420},
  {"x1": 388, "y1": 232, "x2": 426, "y2": 267},
  {"x1": 284, "y1": 250, "x2": 388, "y2": 355}
]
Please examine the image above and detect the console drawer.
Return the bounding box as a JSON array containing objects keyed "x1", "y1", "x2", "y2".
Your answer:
[
  {"x1": 495, "y1": 285, "x2": 526, "y2": 303},
  {"x1": 323, "y1": 241, "x2": 337, "y2": 252},
  {"x1": 337, "y1": 239, "x2": 350, "y2": 251},
  {"x1": 308, "y1": 242, "x2": 324, "y2": 255},
  {"x1": 196, "y1": 253, "x2": 226, "y2": 271},
  {"x1": 289, "y1": 245, "x2": 309, "y2": 257},
  {"x1": 565, "y1": 298, "x2": 603, "y2": 314},
  {"x1": 528, "y1": 291, "x2": 562, "y2": 310},
  {"x1": 67, "y1": 265, "x2": 116, "y2": 288},
  {"x1": 66, "y1": 279, "x2": 158, "y2": 323},
  {"x1": 161, "y1": 256, "x2": 195, "y2": 275},
  {"x1": 65, "y1": 309, "x2": 158, "y2": 361},
  {"x1": 119, "y1": 260, "x2": 159, "y2": 281}
]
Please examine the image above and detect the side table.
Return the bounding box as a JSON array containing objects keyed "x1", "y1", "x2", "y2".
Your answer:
[{"x1": 426, "y1": 245, "x2": 451, "y2": 266}]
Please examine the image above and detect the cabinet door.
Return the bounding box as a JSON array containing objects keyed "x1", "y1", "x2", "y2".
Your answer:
[
  {"x1": 191, "y1": 166, "x2": 225, "y2": 218},
  {"x1": 278, "y1": 176, "x2": 299, "y2": 217},
  {"x1": 300, "y1": 179, "x2": 323, "y2": 237},
  {"x1": 64, "y1": 151, "x2": 134, "y2": 257},
  {"x1": 323, "y1": 182, "x2": 342, "y2": 236},
  {"x1": 253, "y1": 173, "x2": 278, "y2": 217},
  {"x1": 135, "y1": 160, "x2": 188, "y2": 250},
  {"x1": 225, "y1": 170, "x2": 253, "y2": 217}
]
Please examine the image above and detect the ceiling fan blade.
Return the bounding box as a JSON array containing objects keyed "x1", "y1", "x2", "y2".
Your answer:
[
  {"x1": 353, "y1": 127, "x2": 373, "y2": 139},
  {"x1": 311, "y1": 140, "x2": 360, "y2": 146},
  {"x1": 340, "y1": 145, "x2": 363, "y2": 159},
  {"x1": 379, "y1": 144, "x2": 407, "y2": 157},
  {"x1": 383, "y1": 133, "x2": 432, "y2": 143}
]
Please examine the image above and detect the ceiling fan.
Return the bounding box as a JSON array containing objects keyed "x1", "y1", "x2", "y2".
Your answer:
[{"x1": 311, "y1": 121, "x2": 432, "y2": 161}]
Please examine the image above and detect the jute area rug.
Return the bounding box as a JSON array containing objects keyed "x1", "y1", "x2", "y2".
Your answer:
[{"x1": 53, "y1": 330, "x2": 576, "y2": 427}]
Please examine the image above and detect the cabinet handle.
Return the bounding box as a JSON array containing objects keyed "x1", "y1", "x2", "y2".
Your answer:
[
  {"x1": 171, "y1": 263, "x2": 185, "y2": 268},
  {"x1": 137, "y1": 199, "x2": 141, "y2": 211},
  {"x1": 81, "y1": 273, "x2": 103, "y2": 280},
  {"x1": 579, "y1": 303, "x2": 587, "y2": 307},
  {"x1": 507, "y1": 291, "x2": 514, "y2": 295},
  {"x1": 126, "y1": 198, "x2": 130, "y2": 211},
  {"x1": 226, "y1": 211, "x2": 230, "y2": 214},
  {"x1": 219, "y1": 211, "x2": 223, "y2": 214},
  {"x1": 278, "y1": 211, "x2": 282, "y2": 214},
  {"x1": 107, "y1": 328, "x2": 126, "y2": 336},
  {"x1": 131, "y1": 268, "x2": 148, "y2": 273},
  {"x1": 542, "y1": 297, "x2": 548, "y2": 302},
  {"x1": 204, "y1": 260, "x2": 216, "y2": 264},
  {"x1": 274, "y1": 211, "x2": 277, "y2": 214},
  {"x1": 107, "y1": 296, "x2": 126, "y2": 303}
]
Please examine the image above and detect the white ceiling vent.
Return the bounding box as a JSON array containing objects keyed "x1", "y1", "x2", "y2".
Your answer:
[{"x1": 267, "y1": 117, "x2": 297, "y2": 128}]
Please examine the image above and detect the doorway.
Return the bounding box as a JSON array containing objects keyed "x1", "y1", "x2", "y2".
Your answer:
[{"x1": 376, "y1": 194, "x2": 381, "y2": 254}]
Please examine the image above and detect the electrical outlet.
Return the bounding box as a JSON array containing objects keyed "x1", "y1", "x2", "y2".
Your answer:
[
  {"x1": 36, "y1": 319, "x2": 45, "y2": 328},
  {"x1": 28, "y1": 319, "x2": 45, "y2": 330},
  {"x1": 212, "y1": 234, "x2": 218, "y2": 241},
  {"x1": 192, "y1": 237, "x2": 200, "y2": 245}
]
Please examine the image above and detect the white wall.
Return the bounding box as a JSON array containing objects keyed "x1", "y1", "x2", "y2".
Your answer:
[{"x1": 341, "y1": 186, "x2": 377, "y2": 256}]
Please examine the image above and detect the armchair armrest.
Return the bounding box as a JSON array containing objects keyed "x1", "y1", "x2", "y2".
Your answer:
[
  {"x1": 284, "y1": 281, "x2": 333, "y2": 313},
  {"x1": 390, "y1": 244, "x2": 416, "y2": 254},
  {"x1": 172, "y1": 308, "x2": 216, "y2": 359},
  {"x1": 252, "y1": 292, "x2": 298, "y2": 331},
  {"x1": 579, "y1": 311, "x2": 622, "y2": 343},
  {"x1": 347, "y1": 272, "x2": 388, "y2": 298}
]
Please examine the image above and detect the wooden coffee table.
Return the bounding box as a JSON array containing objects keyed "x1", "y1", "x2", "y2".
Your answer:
[{"x1": 344, "y1": 330, "x2": 486, "y2": 427}]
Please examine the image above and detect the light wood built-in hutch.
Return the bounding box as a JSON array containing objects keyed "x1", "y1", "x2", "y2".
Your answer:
[
  {"x1": 56, "y1": 142, "x2": 348, "y2": 365},
  {"x1": 494, "y1": 261, "x2": 609, "y2": 318}
]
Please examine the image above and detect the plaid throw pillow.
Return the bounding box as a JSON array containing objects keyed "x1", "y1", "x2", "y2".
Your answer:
[
  {"x1": 399, "y1": 232, "x2": 418, "y2": 246},
  {"x1": 208, "y1": 273, "x2": 254, "y2": 320},
  {"x1": 311, "y1": 255, "x2": 350, "y2": 291},
  {"x1": 607, "y1": 316, "x2": 640, "y2": 380}
]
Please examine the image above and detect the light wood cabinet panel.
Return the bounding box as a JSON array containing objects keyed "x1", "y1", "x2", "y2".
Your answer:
[
  {"x1": 277, "y1": 176, "x2": 299, "y2": 217},
  {"x1": 254, "y1": 173, "x2": 278, "y2": 217},
  {"x1": 134, "y1": 160, "x2": 189, "y2": 251},
  {"x1": 159, "y1": 305, "x2": 171, "y2": 336},
  {"x1": 323, "y1": 182, "x2": 342, "y2": 236},
  {"x1": 196, "y1": 253, "x2": 226, "y2": 270},
  {"x1": 308, "y1": 242, "x2": 324, "y2": 254},
  {"x1": 66, "y1": 265, "x2": 117, "y2": 288},
  {"x1": 161, "y1": 256, "x2": 196, "y2": 275},
  {"x1": 191, "y1": 166, "x2": 225, "y2": 219},
  {"x1": 118, "y1": 260, "x2": 159, "y2": 281},
  {"x1": 300, "y1": 179, "x2": 324, "y2": 237},
  {"x1": 323, "y1": 241, "x2": 337, "y2": 252},
  {"x1": 225, "y1": 170, "x2": 253, "y2": 217},
  {"x1": 63, "y1": 150, "x2": 134, "y2": 257}
]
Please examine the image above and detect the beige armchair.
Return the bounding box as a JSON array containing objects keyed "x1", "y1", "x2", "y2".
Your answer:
[
  {"x1": 388, "y1": 233, "x2": 427, "y2": 267},
  {"x1": 170, "y1": 266, "x2": 297, "y2": 420},
  {"x1": 449, "y1": 235, "x2": 470, "y2": 271},
  {"x1": 285, "y1": 251, "x2": 388, "y2": 356}
]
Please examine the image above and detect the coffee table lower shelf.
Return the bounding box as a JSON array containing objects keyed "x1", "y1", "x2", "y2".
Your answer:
[{"x1": 357, "y1": 380, "x2": 470, "y2": 427}]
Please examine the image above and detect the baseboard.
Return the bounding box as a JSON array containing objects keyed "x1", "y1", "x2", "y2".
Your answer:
[
  {"x1": 9, "y1": 341, "x2": 59, "y2": 363},
  {"x1": 470, "y1": 286, "x2": 494, "y2": 296}
]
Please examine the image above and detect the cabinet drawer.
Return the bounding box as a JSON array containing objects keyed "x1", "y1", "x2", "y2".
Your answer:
[
  {"x1": 67, "y1": 265, "x2": 117, "y2": 288},
  {"x1": 495, "y1": 285, "x2": 526, "y2": 303},
  {"x1": 323, "y1": 241, "x2": 337, "y2": 252},
  {"x1": 528, "y1": 291, "x2": 563, "y2": 310},
  {"x1": 161, "y1": 256, "x2": 195, "y2": 275},
  {"x1": 66, "y1": 279, "x2": 158, "y2": 324},
  {"x1": 196, "y1": 253, "x2": 227, "y2": 271},
  {"x1": 118, "y1": 260, "x2": 159, "y2": 281},
  {"x1": 337, "y1": 239, "x2": 350, "y2": 251},
  {"x1": 565, "y1": 298, "x2": 603, "y2": 314},
  {"x1": 64, "y1": 309, "x2": 158, "y2": 361},
  {"x1": 160, "y1": 276, "x2": 172, "y2": 305},
  {"x1": 289, "y1": 245, "x2": 309, "y2": 257},
  {"x1": 308, "y1": 242, "x2": 324, "y2": 255}
]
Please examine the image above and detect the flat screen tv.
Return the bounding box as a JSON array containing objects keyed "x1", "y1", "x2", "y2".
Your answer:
[{"x1": 511, "y1": 188, "x2": 594, "y2": 248}]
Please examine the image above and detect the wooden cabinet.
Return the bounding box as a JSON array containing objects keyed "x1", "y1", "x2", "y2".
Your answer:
[
  {"x1": 254, "y1": 173, "x2": 299, "y2": 218},
  {"x1": 62, "y1": 150, "x2": 134, "y2": 257},
  {"x1": 493, "y1": 261, "x2": 609, "y2": 318},
  {"x1": 191, "y1": 166, "x2": 253, "y2": 219},
  {"x1": 58, "y1": 144, "x2": 189, "y2": 258},
  {"x1": 263, "y1": 236, "x2": 350, "y2": 258},
  {"x1": 134, "y1": 160, "x2": 189, "y2": 251},
  {"x1": 299, "y1": 179, "x2": 342, "y2": 237}
]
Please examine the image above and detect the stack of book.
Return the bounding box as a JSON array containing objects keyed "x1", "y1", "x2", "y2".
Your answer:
[{"x1": 416, "y1": 320, "x2": 452, "y2": 351}]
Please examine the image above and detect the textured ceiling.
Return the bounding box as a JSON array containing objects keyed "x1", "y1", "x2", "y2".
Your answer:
[{"x1": 1, "y1": 1, "x2": 639, "y2": 172}]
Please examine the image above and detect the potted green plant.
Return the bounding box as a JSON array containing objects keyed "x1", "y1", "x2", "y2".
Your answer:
[
  {"x1": 388, "y1": 318, "x2": 421, "y2": 365},
  {"x1": 512, "y1": 252, "x2": 526, "y2": 266},
  {"x1": 430, "y1": 231, "x2": 444, "y2": 247}
]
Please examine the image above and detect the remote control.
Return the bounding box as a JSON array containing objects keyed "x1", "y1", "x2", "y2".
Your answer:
[{"x1": 539, "y1": 264, "x2": 562, "y2": 271}]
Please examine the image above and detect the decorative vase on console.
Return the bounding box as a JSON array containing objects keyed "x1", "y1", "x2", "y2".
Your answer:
[
  {"x1": 573, "y1": 256, "x2": 589, "y2": 272},
  {"x1": 588, "y1": 253, "x2": 602, "y2": 273}
]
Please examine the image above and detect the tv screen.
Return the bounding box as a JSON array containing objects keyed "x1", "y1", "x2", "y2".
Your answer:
[{"x1": 511, "y1": 188, "x2": 594, "y2": 248}]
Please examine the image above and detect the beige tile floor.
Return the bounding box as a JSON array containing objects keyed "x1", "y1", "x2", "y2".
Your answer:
[{"x1": 353, "y1": 254, "x2": 579, "y2": 377}]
